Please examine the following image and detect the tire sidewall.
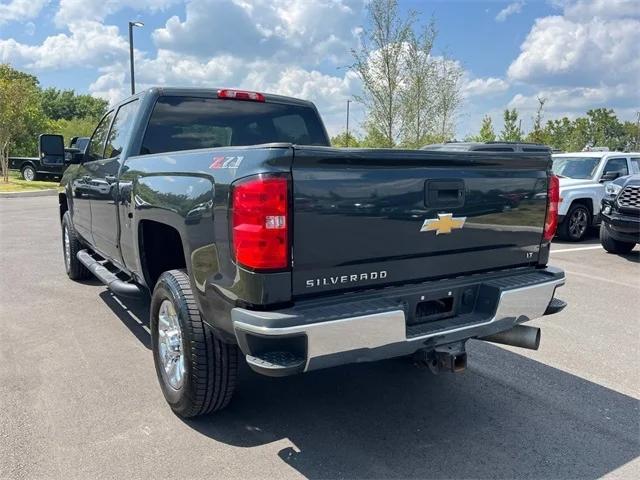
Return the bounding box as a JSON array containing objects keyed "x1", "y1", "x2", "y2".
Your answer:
[
  {"x1": 22, "y1": 165, "x2": 36, "y2": 181},
  {"x1": 150, "y1": 275, "x2": 197, "y2": 412},
  {"x1": 565, "y1": 204, "x2": 590, "y2": 241},
  {"x1": 61, "y1": 219, "x2": 71, "y2": 275}
]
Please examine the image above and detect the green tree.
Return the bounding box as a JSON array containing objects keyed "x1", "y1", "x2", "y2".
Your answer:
[
  {"x1": 41, "y1": 87, "x2": 108, "y2": 121},
  {"x1": 330, "y1": 131, "x2": 362, "y2": 147},
  {"x1": 0, "y1": 64, "x2": 49, "y2": 180},
  {"x1": 51, "y1": 117, "x2": 98, "y2": 145},
  {"x1": 500, "y1": 108, "x2": 522, "y2": 142},
  {"x1": 351, "y1": 0, "x2": 415, "y2": 147},
  {"x1": 469, "y1": 115, "x2": 496, "y2": 142},
  {"x1": 526, "y1": 97, "x2": 547, "y2": 144}
]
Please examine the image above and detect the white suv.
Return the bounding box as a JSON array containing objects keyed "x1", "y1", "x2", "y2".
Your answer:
[{"x1": 552, "y1": 151, "x2": 640, "y2": 241}]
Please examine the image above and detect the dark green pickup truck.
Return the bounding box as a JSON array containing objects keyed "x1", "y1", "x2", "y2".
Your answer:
[{"x1": 39, "y1": 87, "x2": 566, "y2": 418}]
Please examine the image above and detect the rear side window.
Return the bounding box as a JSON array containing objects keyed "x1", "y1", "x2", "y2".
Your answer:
[
  {"x1": 104, "y1": 99, "x2": 139, "y2": 158},
  {"x1": 86, "y1": 111, "x2": 114, "y2": 162},
  {"x1": 629, "y1": 157, "x2": 639, "y2": 173},
  {"x1": 140, "y1": 96, "x2": 328, "y2": 155},
  {"x1": 603, "y1": 158, "x2": 628, "y2": 176}
]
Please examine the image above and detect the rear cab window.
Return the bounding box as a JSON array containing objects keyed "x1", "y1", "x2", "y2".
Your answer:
[{"x1": 140, "y1": 96, "x2": 329, "y2": 155}]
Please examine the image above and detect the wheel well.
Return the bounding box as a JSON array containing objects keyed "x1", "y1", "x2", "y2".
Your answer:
[
  {"x1": 21, "y1": 162, "x2": 35, "y2": 171},
  {"x1": 139, "y1": 220, "x2": 187, "y2": 288},
  {"x1": 59, "y1": 193, "x2": 68, "y2": 221},
  {"x1": 570, "y1": 198, "x2": 594, "y2": 220}
]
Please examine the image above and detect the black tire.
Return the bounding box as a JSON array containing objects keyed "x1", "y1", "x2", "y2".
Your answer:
[
  {"x1": 600, "y1": 224, "x2": 635, "y2": 254},
  {"x1": 21, "y1": 164, "x2": 37, "y2": 182},
  {"x1": 558, "y1": 203, "x2": 590, "y2": 241},
  {"x1": 151, "y1": 270, "x2": 238, "y2": 418},
  {"x1": 61, "y1": 211, "x2": 90, "y2": 280}
]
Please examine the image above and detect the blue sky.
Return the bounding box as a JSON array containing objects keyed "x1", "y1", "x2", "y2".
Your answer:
[{"x1": 1, "y1": 0, "x2": 638, "y2": 138}]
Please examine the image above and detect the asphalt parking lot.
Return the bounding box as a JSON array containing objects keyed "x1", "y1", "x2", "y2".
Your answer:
[{"x1": 1, "y1": 196, "x2": 639, "y2": 480}]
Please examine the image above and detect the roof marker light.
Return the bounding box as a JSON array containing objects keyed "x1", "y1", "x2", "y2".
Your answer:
[{"x1": 217, "y1": 89, "x2": 265, "y2": 102}]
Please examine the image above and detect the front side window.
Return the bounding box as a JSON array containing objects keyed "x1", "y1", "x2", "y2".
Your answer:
[
  {"x1": 602, "y1": 158, "x2": 628, "y2": 176},
  {"x1": 104, "y1": 100, "x2": 140, "y2": 158},
  {"x1": 140, "y1": 96, "x2": 328, "y2": 155},
  {"x1": 86, "y1": 111, "x2": 114, "y2": 162},
  {"x1": 551, "y1": 157, "x2": 599, "y2": 179}
]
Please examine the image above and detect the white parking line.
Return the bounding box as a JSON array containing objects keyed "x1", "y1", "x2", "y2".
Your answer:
[
  {"x1": 551, "y1": 245, "x2": 603, "y2": 254},
  {"x1": 564, "y1": 270, "x2": 638, "y2": 288}
]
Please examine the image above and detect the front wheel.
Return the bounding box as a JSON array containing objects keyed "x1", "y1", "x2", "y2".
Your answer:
[
  {"x1": 558, "y1": 204, "x2": 590, "y2": 241},
  {"x1": 151, "y1": 270, "x2": 239, "y2": 418},
  {"x1": 600, "y1": 224, "x2": 635, "y2": 254}
]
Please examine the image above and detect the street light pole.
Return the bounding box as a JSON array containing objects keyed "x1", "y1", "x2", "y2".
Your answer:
[
  {"x1": 346, "y1": 100, "x2": 351, "y2": 147},
  {"x1": 128, "y1": 21, "x2": 144, "y2": 95}
]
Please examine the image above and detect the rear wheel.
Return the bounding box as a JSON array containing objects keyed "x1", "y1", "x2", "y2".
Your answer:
[
  {"x1": 600, "y1": 224, "x2": 635, "y2": 254},
  {"x1": 558, "y1": 203, "x2": 590, "y2": 241},
  {"x1": 61, "y1": 211, "x2": 90, "y2": 280},
  {"x1": 151, "y1": 270, "x2": 239, "y2": 418},
  {"x1": 21, "y1": 165, "x2": 37, "y2": 182}
]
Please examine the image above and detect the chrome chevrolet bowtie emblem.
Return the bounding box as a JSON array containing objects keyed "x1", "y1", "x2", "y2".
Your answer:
[{"x1": 420, "y1": 213, "x2": 466, "y2": 235}]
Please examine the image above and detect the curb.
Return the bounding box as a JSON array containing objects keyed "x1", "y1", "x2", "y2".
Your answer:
[{"x1": 0, "y1": 189, "x2": 59, "y2": 199}]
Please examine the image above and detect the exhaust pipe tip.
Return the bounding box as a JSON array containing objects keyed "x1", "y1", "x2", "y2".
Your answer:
[{"x1": 481, "y1": 325, "x2": 541, "y2": 350}]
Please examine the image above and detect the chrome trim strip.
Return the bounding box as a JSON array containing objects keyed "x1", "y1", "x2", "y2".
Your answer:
[{"x1": 233, "y1": 276, "x2": 565, "y2": 371}]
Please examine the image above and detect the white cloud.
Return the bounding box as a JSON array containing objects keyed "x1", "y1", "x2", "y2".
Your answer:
[
  {"x1": 495, "y1": 1, "x2": 525, "y2": 22},
  {"x1": 0, "y1": 0, "x2": 49, "y2": 25},
  {"x1": 554, "y1": 0, "x2": 640, "y2": 21},
  {"x1": 463, "y1": 77, "x2": 509, "y2": 97},
  {"x1": 152, "y1": 0, "x2": 363, "y2": 64},
  {"x1": 0, "y1": 21, "x2": 129, "y2": 69},
  {"x1": 54, "y1": 0, "x2": 178, "y2": 27}
]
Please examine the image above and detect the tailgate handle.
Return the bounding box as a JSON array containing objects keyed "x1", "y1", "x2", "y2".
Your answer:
[{"x1": 426, "y1": 180, "x2": 465, "y2": 208}]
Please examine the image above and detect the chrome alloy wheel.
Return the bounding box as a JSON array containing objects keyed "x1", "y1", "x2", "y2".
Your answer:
[
  {"x1": 23, "y1": 166, "x2": 35, "y2": 181},
  {"x1": 569, "y1": 208, "x2": 588, "y2": 239},
  {"x1": 63, "y1": 226, "x2": 71, "y2": 271},
  {"x1": 158, "y1": 299, "x2": 185, "y2": 390}
]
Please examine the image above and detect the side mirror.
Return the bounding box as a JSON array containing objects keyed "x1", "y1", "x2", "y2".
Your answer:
[
  {"x1": 600, "y1": 171, "x2": 622, "y2": 182},
  {"x1": 39, "y1": 134, "x2": 65, "y2": 166},
  {"x1": 64, "y1": 148, "x2": 84, "y2": 165}
]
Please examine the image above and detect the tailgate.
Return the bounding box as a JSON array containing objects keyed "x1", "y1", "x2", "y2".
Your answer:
[{"x1": 291, "y1": 147, "x2": 549, "y2": 296}]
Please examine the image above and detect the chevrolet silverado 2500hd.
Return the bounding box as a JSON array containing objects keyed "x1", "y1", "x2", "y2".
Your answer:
[{"x1": 40, "y1": 87, "x2": 566, "y2": 418}]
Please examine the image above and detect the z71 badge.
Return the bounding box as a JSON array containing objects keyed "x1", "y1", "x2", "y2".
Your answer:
[
  {"x1": 420, "y1": 213, "x2": 466, "y2": 235},
  {"x1": 209, "y1": 156, "x2": 243, "y2": 169}
]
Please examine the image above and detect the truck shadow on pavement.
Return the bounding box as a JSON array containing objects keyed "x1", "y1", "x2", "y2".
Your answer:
[
  {"x1": 187, "y1": 343, "x2": 639, "y2": 479},
  {"x1": 100, "y1": 292, "x2": 639, "y2": 479}
]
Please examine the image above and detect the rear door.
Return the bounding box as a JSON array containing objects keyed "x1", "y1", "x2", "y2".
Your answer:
[
  {"x1": 291, "y1": 148, "x2": 549, "y2": 296},
  {"x1": 72, "y1": 111, "x2": 114, "y2": 241}
]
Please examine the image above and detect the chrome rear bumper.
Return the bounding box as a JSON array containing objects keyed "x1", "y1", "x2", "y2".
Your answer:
[{"x1": 232, "y1": 267, "x2": 565, "y2": 376}]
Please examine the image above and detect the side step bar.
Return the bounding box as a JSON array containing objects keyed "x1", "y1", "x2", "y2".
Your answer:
[{"x1": 77, "y1": 250, "x2": 142, "y2": 298}]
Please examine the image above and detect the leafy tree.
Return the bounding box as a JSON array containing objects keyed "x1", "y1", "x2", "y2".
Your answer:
[
  {"x1": 41, "y1": 87, "x2": 108, "y2": 121},
  {"x1": 431, "y1": 54, "x2": 463, "y2": 143},
  {"x1": 351, "y1": 0, "x2": 415, "y2": 147},
  {"x1": 330, "y1": 132, "x2": 362, "y2": 147},
  {"x1": 0, "y1": 64, "x2": 49, "y2": 180},
  {"x1": 526, "y1": 97, "x2": 547, "y2": 144},
  {"x1": 51, "y1": 117, "x2": 98, "y2": 145},
  {"x1": 469, "y1": 115, "x2": 496, "y2": 142},
  {"x1": 500, "y1": 108, "x2": 522, "y2": 142}
]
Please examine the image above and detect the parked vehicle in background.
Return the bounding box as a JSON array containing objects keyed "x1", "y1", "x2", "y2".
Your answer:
[
  {"x1": 600, "y1": 174, "x2": 640, "y2": 254},
  {"x1": 9, "y1": 136, "x2": 89, "y2": 181},
  {"x1": 421, "y1": 141, "x2": 551, "y2": 153},
  {"x1": 551, "y1": 151, "x2": 640, "y2": 241},
  {"x1": 40, "y1": 87, "x2": 566, "y2": 418}
]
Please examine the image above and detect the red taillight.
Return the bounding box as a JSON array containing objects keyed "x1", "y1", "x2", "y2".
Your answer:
[
  {"x1": 218, "y1": 89, "x2": 265, "y2": 102},
  {"x1": 231, "y1": 175, "x2": 289, "y2": 270},
  {"x1": 543, "y1": 174, "x2": 560, "y2": 242}
]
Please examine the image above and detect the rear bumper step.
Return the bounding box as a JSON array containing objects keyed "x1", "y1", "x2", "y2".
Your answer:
[
  {"x1": 77, "y1": 250, "x2": 142, "y2": 298},
  {"x1": 233, "y1": 267, "x2": 565, "y2": 376}
]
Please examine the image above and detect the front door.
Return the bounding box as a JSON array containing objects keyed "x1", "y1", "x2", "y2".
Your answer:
[
  {"x1": 71, "y1": 111, "x2": 114, "y2": 241},
  {"x1": 90, "y1": 99, "x2": 140, "y2": 263}
]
